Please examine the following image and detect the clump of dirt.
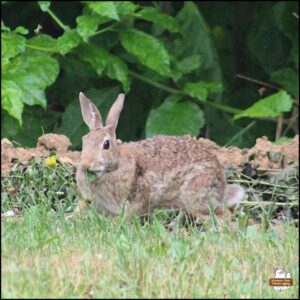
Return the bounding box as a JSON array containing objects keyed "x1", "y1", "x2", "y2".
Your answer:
[
  {"x1": 1, "y1": 134, "x2": 299, "y2": 175},
  {"x1": 198, "y1": 135, "x2": 299, "y2": 171},
  {"x1": 37, "y1": 133, "x2": 71, "y2": 152},
  {"x1": 1, "y1": 134, "x2": 80, "y2": 175}
]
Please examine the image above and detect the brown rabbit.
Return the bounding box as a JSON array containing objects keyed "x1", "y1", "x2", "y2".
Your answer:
[{"x1": 76, "y1": 92, "x2": 244, "y2": 220}]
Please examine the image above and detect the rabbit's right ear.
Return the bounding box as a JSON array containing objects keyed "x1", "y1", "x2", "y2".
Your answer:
[
  {"x1": 79, "y1": 92, "x2": 103, "y2": 130},
  {"x1": 106, "y1": 93, "x2": 125, "y2": 132}
]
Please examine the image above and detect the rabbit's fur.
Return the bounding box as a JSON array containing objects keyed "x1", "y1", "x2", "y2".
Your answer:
[{"x1": 76, "y1": 92, "x2": 244, "y2": 218}]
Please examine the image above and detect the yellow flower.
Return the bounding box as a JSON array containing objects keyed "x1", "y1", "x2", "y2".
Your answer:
[{"x1": 44, "y1": 156, "x2": 57, "y2": 168}]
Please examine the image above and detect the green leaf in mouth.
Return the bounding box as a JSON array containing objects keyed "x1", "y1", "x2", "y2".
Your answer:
[{"x1": 85, "y1": 170, "x2": 97, "y2": 181}]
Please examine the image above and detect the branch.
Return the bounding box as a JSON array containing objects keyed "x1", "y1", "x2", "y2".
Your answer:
[
  {"x1": 129, "y1": 70, "x2": 240, "y2": 114},
  {"x1": 47, "y1": 8, "x2": 69, "y2": 31},
  {"x1": 235, "y1": 74, "x2": 280, "y2": 91}
]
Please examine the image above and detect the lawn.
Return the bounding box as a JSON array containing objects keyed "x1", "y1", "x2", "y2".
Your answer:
[
  {"x1": 1, "y1": 159, "x2": 298, "y2": 298},
  {"x1": 1, "y1": 206, "x2": 298, "y2": 298}
]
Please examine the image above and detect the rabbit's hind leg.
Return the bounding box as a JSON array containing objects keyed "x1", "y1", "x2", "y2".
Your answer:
[{"x1": 178, "y1": 162, "x2": 226, "y2": 219}]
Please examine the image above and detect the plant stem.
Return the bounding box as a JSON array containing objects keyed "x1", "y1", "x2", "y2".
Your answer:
[
  {"x1": 129, "y1": 71, "x2": 293, "y2": 126},
  {"x1": 92, "y1": 24, "x2": 117, "y2": 36},
  {"x1": 47, "y1": 8, "x2": 69, "y2": 31},
  {"x1": 275, "y1": 115, "x2": 283, "y2": 140},
  {"x1": 225, "y1": 121, "x2": 256, "y2": 146},
  {"x1": 129, "y1": 71, "x2": 185, "y2": 95},
  {"x1": 204, "y1": 101, "x2": 241, "y2": 114},
  {"x1": 129, "y1": 70, "x2": 241, "y2": 114},
  {"x1": 25, "y1": 43, "x2": 58, "y2": 53},
  {"x1": 235, "y1": 74, "x2": 280, "y2": 91}
]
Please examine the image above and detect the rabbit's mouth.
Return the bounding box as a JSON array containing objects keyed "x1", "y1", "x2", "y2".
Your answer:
[
  {"x1": 86, "y1": 162, "x2": 117, "y2": 177},
  {"x1": 85, "y1": 170, "x2": 98, "y2": 181}
]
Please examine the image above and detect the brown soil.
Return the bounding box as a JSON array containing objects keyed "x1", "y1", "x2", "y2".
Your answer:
[
  {"x1": 198, "y1": 135, "x2": 299, "y2": 171},
  {"x1": 1, "y1": 134, "x2": 299, "y2": 176},
  {"x1": 1, "y1": 134, "x2": 80, "y2": 175}
]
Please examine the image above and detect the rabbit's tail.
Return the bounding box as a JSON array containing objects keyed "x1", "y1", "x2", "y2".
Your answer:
[{"x1": 224, "y1": 184, "x2": 245, "y2": 210}]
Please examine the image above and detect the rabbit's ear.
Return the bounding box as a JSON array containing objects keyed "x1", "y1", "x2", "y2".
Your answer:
[
  {"x1": 105, "y1": 93, "x2": 125, "y2": 131},
  {"x1": 79, "y1": 92, "x2": 103, "y2": 130}
]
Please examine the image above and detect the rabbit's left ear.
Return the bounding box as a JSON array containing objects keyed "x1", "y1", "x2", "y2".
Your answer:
[
  {"x1": 106, "y1": 93, "x2": 125, "y2": 132},
  {"x1": 79, "y1": 92, "x2": 103, "y2": 130}
]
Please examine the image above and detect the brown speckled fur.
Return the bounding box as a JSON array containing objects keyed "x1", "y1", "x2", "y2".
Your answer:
[{"x1": 76, "y1": 93, "x2": 244, "y2": 218}]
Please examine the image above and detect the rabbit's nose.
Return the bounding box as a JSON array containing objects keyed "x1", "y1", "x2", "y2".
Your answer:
[
  {"x1": 90, "y1": 160, "x2": 103, "y2": 171},
  {"x1": 79, "y1": 159, "x2": 91, "y2": 171}
]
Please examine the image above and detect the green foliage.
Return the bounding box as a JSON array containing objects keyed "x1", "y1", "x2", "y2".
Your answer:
[
  {"x1": 183, "y1": 81, "x2": 223, "y2": 102},
  {"x1": 75, "y1": 44, "x2": 130, "y2": 92},
  {"x1": 234, "y1": 91, "x2": 293, "y2": 120},
  {"x1": 136, "y1": 7, "x2": 180, "y2": 33},
  {"x1": 1, "y1": 26, "x2": 59, "y2": 124},
  {"x1": 119, "y1": 28, "x2": 171, "y2": 76},
  {"x1": 1, "y1": 158, "x2": 78, "y2": 212},
  {"x1": 270, "y1": 68, "x2": 299, "y2": 98},
  {"x1": 76, "y1": 14, "x2": 104, "y2": 42},
  {"x1": 87, "y1": 1, "x2": 120, "y2": 21},
  {"x1": 37, "y1": 1, "x2": 51, "y2": 12},
  {"x1": 146, "y1": 94, "x2": 204, "y2": 137},
  {"x1": 176, "y1": 54, "x2": 203, "y2": 76},
  {"x1": 57, "y1": 29, "x2": 82, "y2": 55},
  {"x1": 1, "y1": 1, "x2": 298, "y2": 148},
  {"x1": 176, "y1": 2, "x2": 222, "y2": 83}
]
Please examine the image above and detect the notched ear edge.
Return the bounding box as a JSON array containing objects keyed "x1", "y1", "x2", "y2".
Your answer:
[{"x1": 79, "y1": 92, "x2": 103, "y2": 130}]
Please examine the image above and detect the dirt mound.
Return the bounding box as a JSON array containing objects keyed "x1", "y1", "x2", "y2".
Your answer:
[
  {"x1": 198, "y1": 135, "x2": 299, "y2": 171},
  {"x1": 1, "y1": 134, "x2": 299, "y2": 176},
  {"x1": 1, "y1": 134, "x2": 80, "y2": 175}
]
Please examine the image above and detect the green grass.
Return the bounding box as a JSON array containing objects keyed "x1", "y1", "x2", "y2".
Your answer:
[
  {"x1": 1, "y1": 158, "x2": 299, "y2": 298},
  {"x1": 1, "y1": 206, "x2": 298, "y2": 298}
]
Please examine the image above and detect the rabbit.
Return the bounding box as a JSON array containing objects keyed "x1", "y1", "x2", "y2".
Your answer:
[{"x1": 76, "y1": 92, "x2": 245, "y2": 221}]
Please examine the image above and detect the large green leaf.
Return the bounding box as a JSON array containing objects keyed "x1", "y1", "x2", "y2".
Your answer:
[
  {"x1": 86, "y1": 1, "x2": 137, "y2": 20},
  {"x1": 271, "y1": 68, "x2": 298, "y2": 98},
  {"x1": 1, "y1": 80, "x2": 24, "y2": 125},
  {"x1": 57, "y1": 86, "x2": 121, "y2": 148},
  {"x1": 4, "y1": 55, "x2": 59, "y2": 107},
  {"x1": 175, "y1": 2, "x2": 222, "y2": 83},
  {"x1": 76, "y1": 43, "x2": 108, "y2": 76},
  {"x1": 1, "y1": 31, "x2": 26, "y2": 62},
  {"x1": 37, "y1": 1, "x2": 50, "y2": 12},
  {"x1": 233, "y1": 91, "x2": 293, "y2": 120},
  {"x1": 146, "y1": 95, "x2": 205, "y2": 137},
  {"x1": 176, "y1": 2, "x2": 232, "y2": 146},
  {"x1": 184, "y1": 82, "x2": 208, "y2": 102},
  {"x1": 26, "y1": 34, "x2": 58, "y2": 54},
  {"x1": 57, "y1": 29, "x2": 82, "y2": 55},
  {"x1": 76, "y1": 44, "x2": 130, "y2": 92},
  {"x1": 114, "y1": 1, "x2": 136, "y2": 18},
  {"x1": 247, "y1": 4, "x2": 290, "y2": 74},
  {"x1": 136, "y1": 7, "x2": 180, "y2": 33},
  {"x1": 76, "y1": 13, "x2": 109, "y2": 41},
  {"x1": 177, "y1": 54, "x2": 204, "y2": 75},
  {"x1": 273, "y1": 1, "x2": 299, "y2": 41},
  {"x1": 106, "y1": 56, "x2": 131, "y2": 93},
  {"x1": 1, "y1": 22, "x2": 10, "y2": 32},
  {"x1": 119, "y1": 28, "x2": 171, "y2": 76},
  {"x1": 88, "y1": 2, "x2": 119, "y2": 21},
  {"x1": 183, "y1": 81, "x2": 223, "y2": 102}
]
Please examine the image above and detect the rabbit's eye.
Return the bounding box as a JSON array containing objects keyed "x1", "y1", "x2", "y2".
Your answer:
[{"x1": 103, "y1": 139, "x2": 110, "y2": 150}]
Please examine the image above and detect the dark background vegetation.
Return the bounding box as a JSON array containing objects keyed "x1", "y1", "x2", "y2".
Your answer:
[{"x1": 1, "y1": 1, "x2": 299, "y2": 149}]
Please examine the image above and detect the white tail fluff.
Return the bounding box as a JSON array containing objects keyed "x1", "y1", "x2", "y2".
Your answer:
[{"x1": 224, "y1": 184, "x2": 245, "y2": 209}]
